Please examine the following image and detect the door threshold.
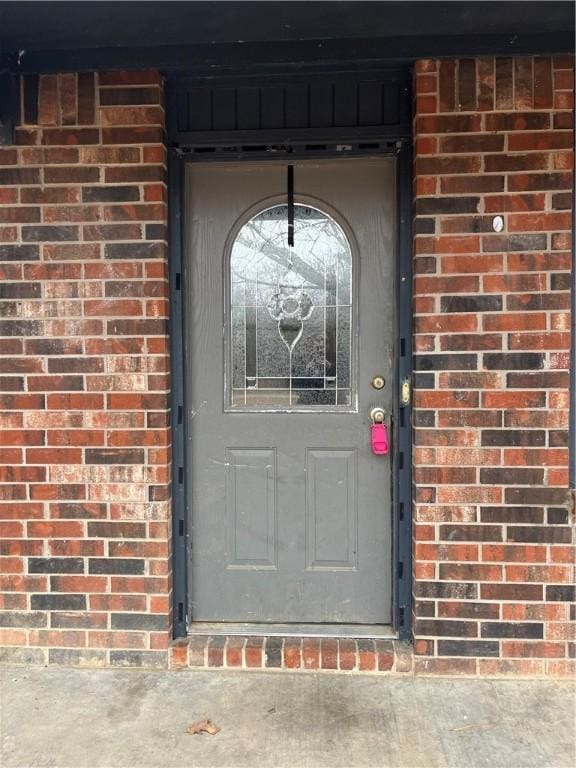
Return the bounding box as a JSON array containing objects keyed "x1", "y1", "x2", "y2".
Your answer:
[{"x1": 188, "y1": 622, "x2": 396, "y2": 639}]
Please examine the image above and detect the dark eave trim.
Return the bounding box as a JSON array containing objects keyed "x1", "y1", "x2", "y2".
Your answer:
[{"x1": 6, "y1": 33, "x2": 575, "y2": 75}]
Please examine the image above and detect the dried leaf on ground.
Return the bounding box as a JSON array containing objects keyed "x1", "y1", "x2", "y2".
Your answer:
[{"x1": 186, "y1": 719, "x2": 221, "y2": 736}]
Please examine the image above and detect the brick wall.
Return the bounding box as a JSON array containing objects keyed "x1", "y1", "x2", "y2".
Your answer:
[
  {"x1": 0, "y1": 57, "x2": 574, "y2": 676},
  {"x1": 0, "y1": 71, "x2": 171, "y2": 666},
  {"x1": 412, "y1": 56, "x2": 575, "y2": 676}
]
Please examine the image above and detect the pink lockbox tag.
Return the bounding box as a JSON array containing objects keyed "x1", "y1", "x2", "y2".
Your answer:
[{"x1": 371, "y1": 422, "x2": 389, "y2": 455}]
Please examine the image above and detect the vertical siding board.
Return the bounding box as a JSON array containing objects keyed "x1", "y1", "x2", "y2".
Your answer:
[
  {"x1": 212, "y1": 87, "x2": 237, "y2": 131},
  {"x1": 333, "y1": 80, "x2": 358, "y2": 127},
  {"x1": 358, "y1": 81, "x2": 383, "y2": 126},
  {"x1": 259, "y1": 86, "x2": 284, "y2": 129},
  {"x1": 309, "y1": 82, "x2": 333, "y2": 128},
  {"x1": 383, "y1": 81, "x2": 401, "y2": 126},
  {"x1": 284, "y1": 84, "x2": 309, "y2": 129},
  {"x1": 236, "y1": 87, "x2": 260, "y2": 130}
]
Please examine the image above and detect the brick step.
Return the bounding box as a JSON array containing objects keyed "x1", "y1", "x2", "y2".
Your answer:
[{"x1": 170, "y1": 636, "x2": 413, "y2": 674}]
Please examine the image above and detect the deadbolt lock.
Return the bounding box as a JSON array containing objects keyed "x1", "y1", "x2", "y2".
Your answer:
[{"x1": 371, "y1": 375, "x2": 385, "y2": 390}]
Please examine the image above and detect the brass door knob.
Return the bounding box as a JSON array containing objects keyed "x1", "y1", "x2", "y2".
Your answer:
[{"x1": 370, "y1": 407, "x2": 386, "y2": 423}]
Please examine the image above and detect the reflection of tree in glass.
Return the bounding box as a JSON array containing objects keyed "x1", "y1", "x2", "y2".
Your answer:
[
  {"x1": 232, "y1": 205, "x2": 350, "y2": 296},
  {"x1": 230, "y1": 204, "x2": 352, "y2": 406}
]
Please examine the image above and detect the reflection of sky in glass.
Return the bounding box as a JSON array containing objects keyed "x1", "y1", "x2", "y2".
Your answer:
[{"x1": 230, "y1": 204, "x2": 353, "y2": 408}]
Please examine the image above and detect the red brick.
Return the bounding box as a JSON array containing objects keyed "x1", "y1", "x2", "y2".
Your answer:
[
  {"x1": 226, "y1": 636, "x2": 244, "y2": 667},
  {"x1": 416, "y1": 95, "x2": 438, "y2": 114},
  {"x1": 479, "y1": 659, "x2": 544, "y2": 676},
  {"x1": 416, "y1": 74, "x2": 437, "y2": 94},
  {"x1": 503, "y1": 448, "x2": 567, "y2": 466},
  {"x1": 338, "y1": 639, "x2": 357, "y2": 670},
  {"x1": 416, "y1": 235, "x2": 481, "y2": 255},
  {"x1": 100, "y1": 107, "x2": 164, "y2": 126},
  {"x1": 416, "y1": 314, "x2": 478, "y2": 333},
  {"x1": 415, "y1": 60, "x2": 437, "y2": 73},
  {"x1": 440, "y1": 563, "x2": 503, "y2": 581},
  {"x1": 0, "y1": 502, "x2": 43, "y2": 520},
  {"x1": 503, "y1": 642, "x2": 565, "y2": 659},
  {"x1": 441, "y1": 176, "x2": 504, "y2": 194},
  {"x1": 38, "y1": 75, "x2": 59, "y2": 126},
  {"x1": 440, "y1": 134, "x2": 504, "y2": 153},
  {"x1": 376, "y1": 641, "x2": 395, "y2": 671},
  {"x1": 0, "y1": 449, "x2": 23, "y2": 464},
  {"x1": 283, "y1": 639, "x2": 302, "y2": 669},
  {"x1": 320, "y1": 638, "x2": 338, "y2": 669},
  {"x1": 0, "y1": 558, "x2": 25, "y2": 574},
  {"x1": 438, "y1": 60, "x2": 456, "y2": 110},
  {"x1": 42, "y1": 129, "x2": 100, "y2": 145},
  {"x1": 506, "y1": 565, "x2": 571, "y2": 583},
  {"x1": 244, "y1": 637, "x2": 264, "y2": 668},
  {"x1": 26, "y1": 448, "x2": 83, "y2": 464},
  {"x1": 483, "y1": 314, "x2": 547, "y2": 332},
  {"x1": 30, "y1": 484, "x2": 86, "y2": 501},
  {"x1": 51, "y1": 576, "x2": 107, "y2": 593},
  {"x1": 302, "y1": 638, "x2": 320, "y2": 669},
  {"x1": 417, "y1": 114, "x2": 482, "y2": 134},
  {"x1": 508, "y1": 213, "x2": 571, "y2": 232},
  {"x1": 547, "y1": 661, "x2": 576, "y2": 677},
  {"x1": 441, "y1": 255, "x2": 503, "y2": 274},
  {"x1": 416, "y1": 544, "x2": 479, "y2": 562},
  {"x1": 502, "y1": 604, "x2": 566, "y2": 622},
  {"x1": 0, "y1": 628, "x2": 29, "y2": 646},
  {"x1": 357, "y1": 640, "x2": 377, "y2": 671},
  {"x1": 88, "y1": 631, "x2": 146, "y2": 650},
  {"x1": 482, "y1": 390, "x2": 544, "y2": 408},
  {"x1": 47, "y1": 394, "x2": 104, "y2": 410},
  {"x1": 0, "y1": 430, "x2": 45, "y2": 447},
  {"x1": 0, "y1": 574, "x2": 47, "y2": 591},
  {"x1": 90, "y1": 594, "x2": 146, "y2": 611},
  {"x1": 170, "y1": 640, "x2": 189, "y2": 667},
  {"x1": 415, "y1": 657, "x2": 478, "y2": 675},
  {"x1": 27, "y1": 521, "x2": 84, "y2": 538}
]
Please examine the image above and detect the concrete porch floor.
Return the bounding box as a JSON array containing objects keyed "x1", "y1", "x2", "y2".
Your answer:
[{"x1": 0, "y1": 666, "x2": 574, "y2": 768}]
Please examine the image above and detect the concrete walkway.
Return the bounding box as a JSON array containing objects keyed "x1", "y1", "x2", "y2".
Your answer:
[{"x1": 0, "y1": 666, "x2": 574, "y2": 768}]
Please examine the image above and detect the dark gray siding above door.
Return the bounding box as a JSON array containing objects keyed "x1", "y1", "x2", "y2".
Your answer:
[{"x1": 167, "y1": 70, "x2": 411, "y2": 148}]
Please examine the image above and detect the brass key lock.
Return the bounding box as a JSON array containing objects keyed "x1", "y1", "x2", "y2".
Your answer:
[{"x1": 371, "y1": 375, "x2": 385, "y2": 390}]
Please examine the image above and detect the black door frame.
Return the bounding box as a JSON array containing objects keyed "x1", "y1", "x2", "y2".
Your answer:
[{"x1": 167, "y1": 76, "x2": 413, "y2": 642}]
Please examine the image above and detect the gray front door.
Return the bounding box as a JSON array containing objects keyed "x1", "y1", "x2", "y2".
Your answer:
[{"x1": 186, "y1": 158, "x2": 395, "y2": 624}]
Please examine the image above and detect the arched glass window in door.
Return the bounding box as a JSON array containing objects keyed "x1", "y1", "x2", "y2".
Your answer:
[{"x1": 228, "y1": 203, "x2": 354, "y2": 409}]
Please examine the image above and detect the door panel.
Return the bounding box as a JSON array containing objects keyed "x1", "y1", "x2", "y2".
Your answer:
[
  {"x1": 186, "y1": 158, "x2": 396, "y2": 623},
  {"x1": 226, "y1": 448, "x2": 277, "y2": 569},
  {"x1": 305, "y1": 448, "x2": 357, "y2": 570}
]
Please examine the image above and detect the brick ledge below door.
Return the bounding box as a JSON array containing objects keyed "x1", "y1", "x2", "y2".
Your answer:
[{"x1": 169, "y1": 636, "x2": 413, "y2": 674}]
